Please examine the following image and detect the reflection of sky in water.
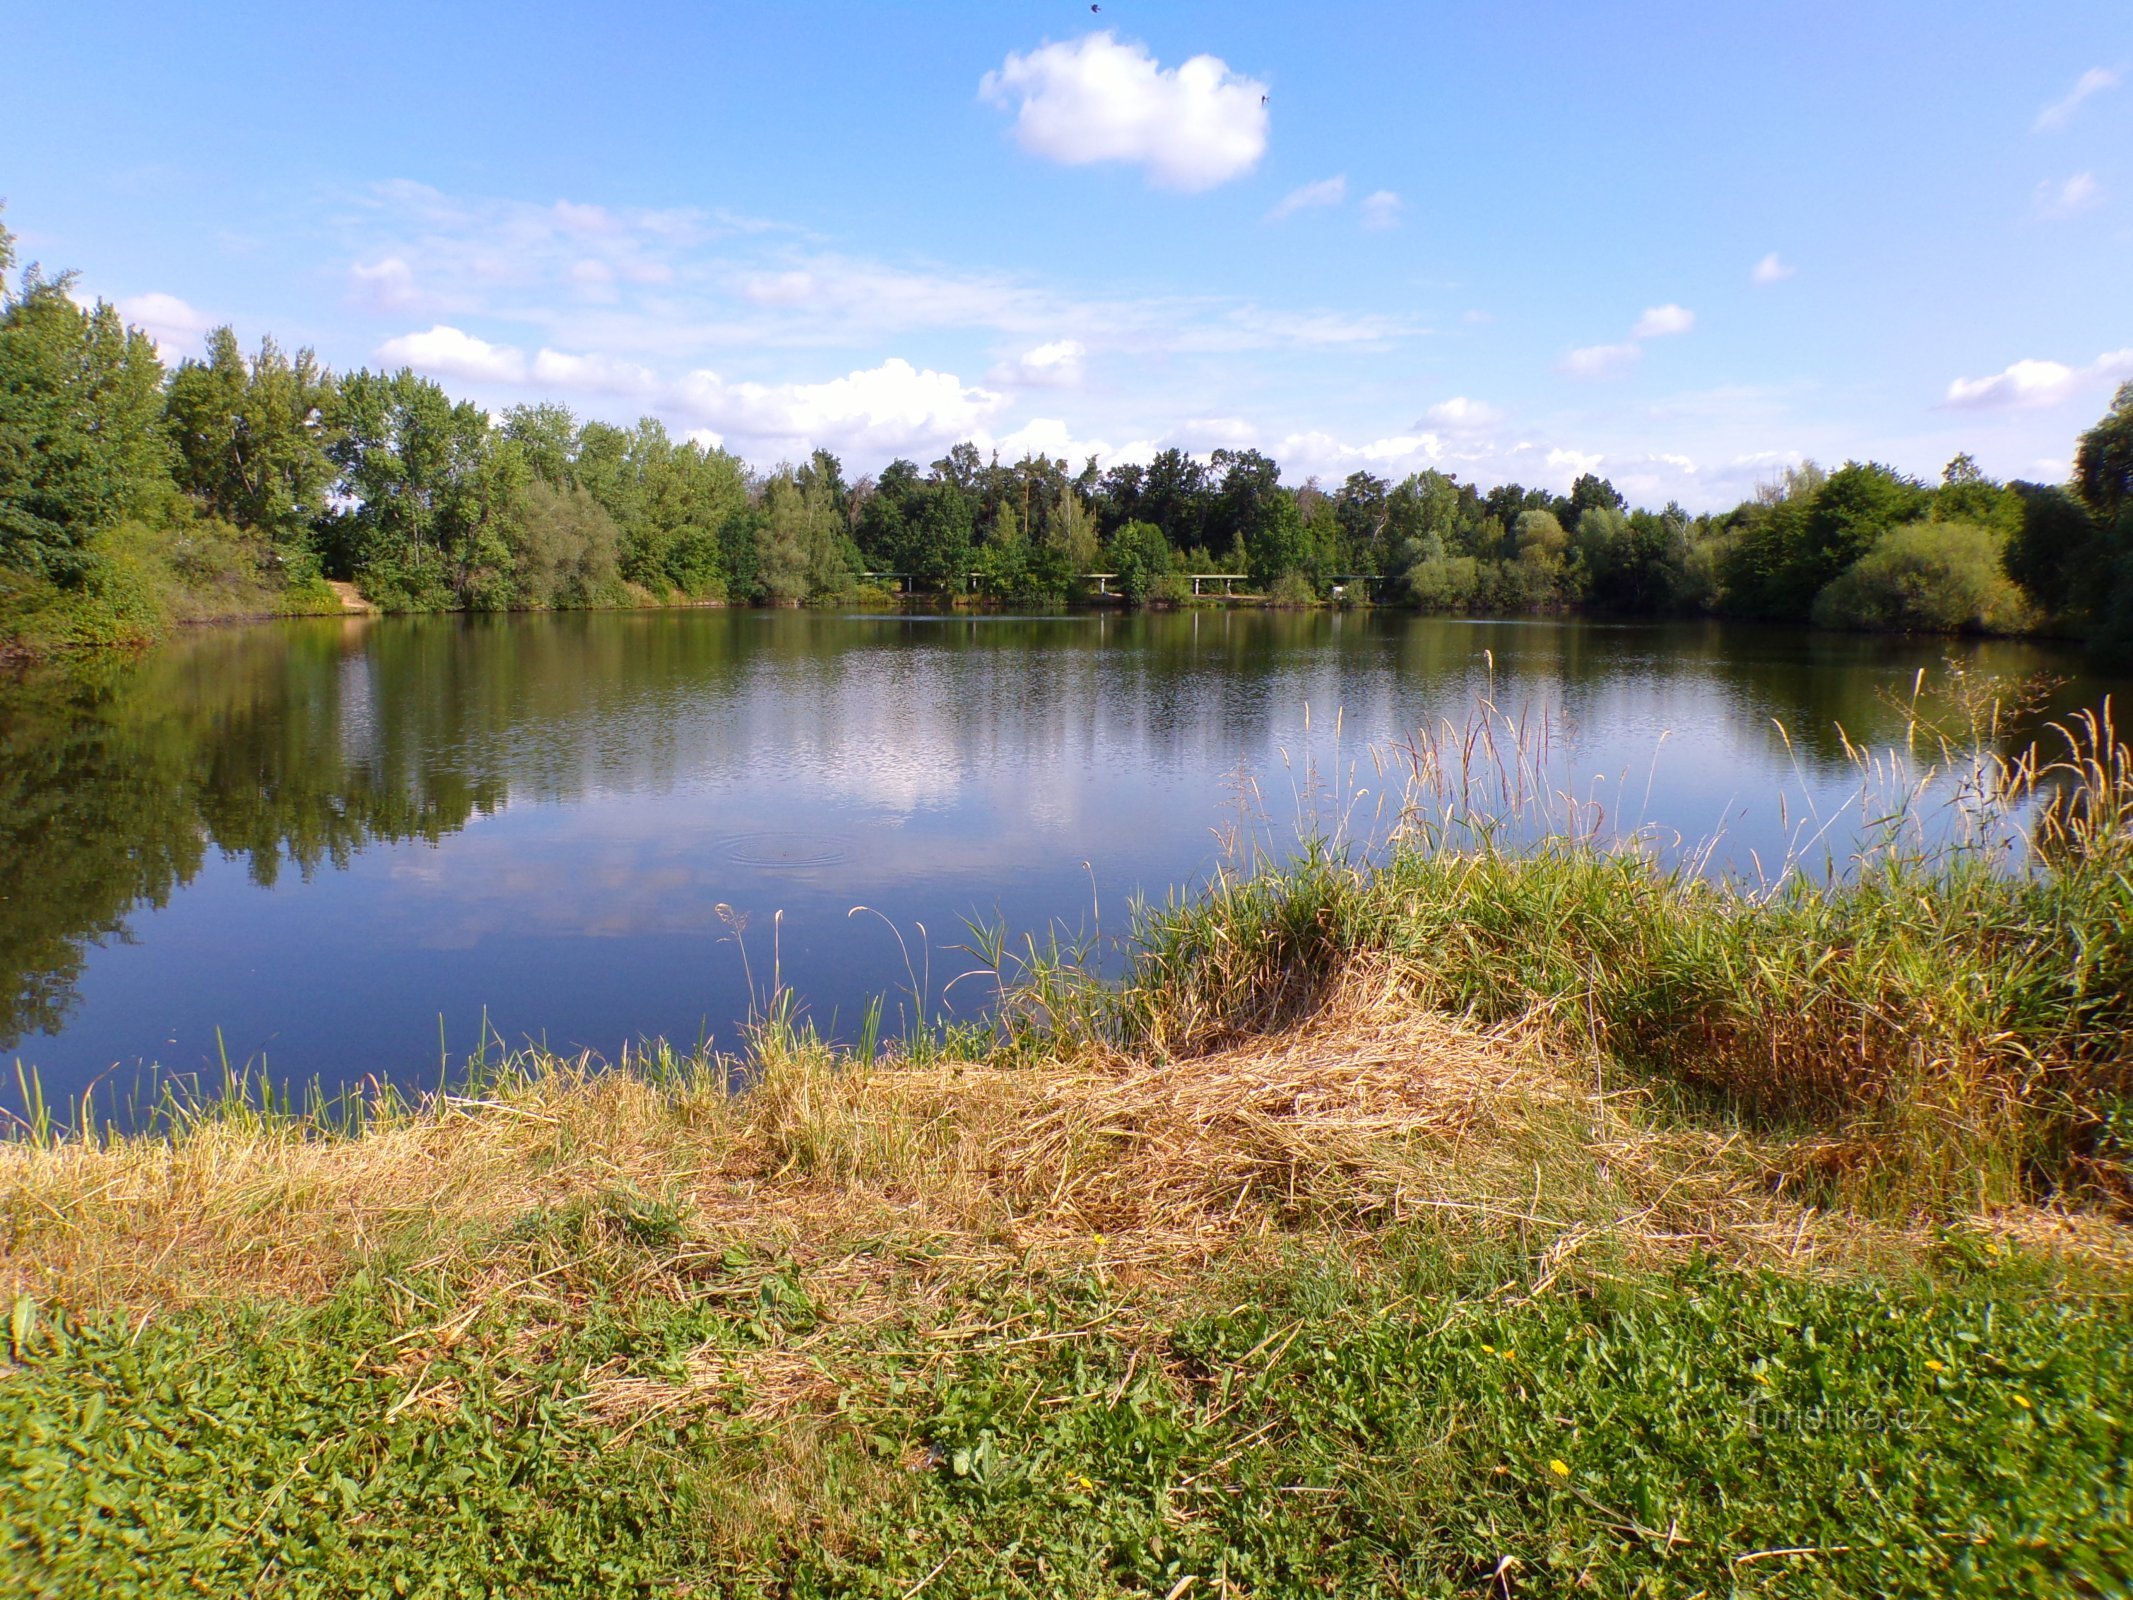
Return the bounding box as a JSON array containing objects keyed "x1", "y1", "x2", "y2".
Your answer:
[{"x1": 8, "y1": 609, "x2": 2120, "y2": 1107}]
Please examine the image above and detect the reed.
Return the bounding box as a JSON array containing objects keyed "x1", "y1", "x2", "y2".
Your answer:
[{"x1": 1104, "y1": 699, "x2": 2131, "y2": 1213}]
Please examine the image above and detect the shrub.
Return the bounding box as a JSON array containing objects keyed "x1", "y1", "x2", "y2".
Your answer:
[
  {"x1": 1403, "y1": 555, "x2": 1481, "y2": 611},
  {"x1": 1266, "y1": 570, "x2": 1317, "y2": 607},
  {"x1": 1811, "y1": 520, "x2": 2030, "y2": 634},
  {"x1": 515, "y1": 482, "x2": 622, "y2": 609}
]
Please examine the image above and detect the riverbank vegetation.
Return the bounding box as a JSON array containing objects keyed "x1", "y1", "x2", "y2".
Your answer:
[
  {"x1": 3, "y1": 701, "x2": 2129, "y2": 1594},
  {"x1": 6, "y1": 210, "x2": 2133, "y2": 655}
]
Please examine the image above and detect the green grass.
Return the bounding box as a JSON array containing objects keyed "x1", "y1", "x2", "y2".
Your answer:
[
  {"x1": 4, "y1": 1234, "x2": 2128, "y2": 1597},
  {"x1": 1087, "y1": 709, "x2": 2133, "y2": 1215},
  {"x1": 5, "y1": 687, "x2": 2130, "y2": 1593}
]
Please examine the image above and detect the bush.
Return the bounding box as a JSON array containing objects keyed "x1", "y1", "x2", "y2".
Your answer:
[
  {"x1": 1147, "y1": 571, "x2": 1192, "y2": 605},
  {"x1": 515, "y1": 483, "x2": 622, "y2": 609},
  {"x1": 1266, "y1": 570, "x2": 1317, "y2": 607},
  {"x1": 1404, "y1": 555, "x2": 1480, "y2": 611},
  {"x1": 1811, "y1": 520, "x2": 2030, "y2": 634}
]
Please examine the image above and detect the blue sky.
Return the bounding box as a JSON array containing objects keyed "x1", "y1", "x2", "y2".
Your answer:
[{"x1": 7, "y1": 0, "x2": 2128, "y2": 508}]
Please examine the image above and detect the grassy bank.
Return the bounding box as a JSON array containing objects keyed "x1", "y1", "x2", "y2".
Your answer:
[{"x1": 2, "y1": 707, "x2": 2130, "y2": 1596}]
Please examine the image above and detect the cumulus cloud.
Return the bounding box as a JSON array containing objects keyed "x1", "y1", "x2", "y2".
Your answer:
[
  {"x1": 1277, "y1": 430, "x2": 1447, "y2": 480},
  {"x1": 376, "y1": 324, "x2": 529, "y2": 384},
  {"x1": 116, "y1": 292, "x2": 217, "y2": 361},
  {"x1": 1359, "y1": 190, "x2": 1403, "y2": 231},
  {"x1": 1422, "y1": 396, "x2": 1501, "y2": 429},
  {"x1": 988, "y1": 339, "x2": 1087, "y2": 388},
  {"x1": 2036, "y1": 67, "x2": 2120, "y2": 131},
  {"x1": 1751, "y1": 252, "x2": 1796, "y2": 284},
  {"x1": 529, "y1": 348, "x2": 660, "y2": 395},
  {"x1": 1632, "y1": 303, "x2": 1696, "y2": 339},
  {"x1": 1558, "y1": 341, "x2": 1642, "y2": 379},
  {"x1": 983, "y1": 416, "x2": 1114, "y2": 464},
  {"x1": 1265, "y1": 174, "x2": 1346, "y2": 222},
  {"x1": 2036, "y1": 172, "x2": 2103, "y2": 218},
  {"x1": 979, "y1": 32, "x2": 1270, "y2": 191},
  {"x1": 673, "y1": 358, "x2": 1007, "y2": 459},
  {"x1": 1942, "y1": 349, "x2": 2133, "y2": 410}
]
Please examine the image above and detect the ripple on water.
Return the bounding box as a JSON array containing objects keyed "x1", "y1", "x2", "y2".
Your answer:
[{"x1": 717, "y1": 830, "x2": 855, "y2": 869}]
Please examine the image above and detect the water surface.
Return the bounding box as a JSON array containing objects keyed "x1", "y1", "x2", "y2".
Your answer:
[{"x1": 1, "y1": 608, "x2": 2117, "y2": 1109}]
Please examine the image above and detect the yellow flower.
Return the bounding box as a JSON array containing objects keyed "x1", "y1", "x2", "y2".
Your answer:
[
  {"x1": 1481, "y1": 1344, "x2": 1496, "y2": 1355},
  {"x1": 1548, "y1": 1459, "x2": 1571, "y2": 1479},
  {"x1": 1500, "y1": 1348, "x2": 1516, "y2": 1361},
  {"x1": 1925, "y1": 1359, "x2": 1945, "y2": 1372},
  {"x1": 1752, "y1": 1372, "x2": 1770, "y2": 1385},
  {"x1": 1077, "y1": 1475, "x2": 1095, "y2": 1489},
  {"x1": 2012, "y1": 1395, "x2": 2031, "y2": 1410}
]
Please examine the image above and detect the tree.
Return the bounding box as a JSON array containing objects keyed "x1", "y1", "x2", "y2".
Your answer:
[
  {"x1": 320, "y1": 368, "x2": 508, "y2": 607},
  {"x1": 1811, "y1": 522, "x2": 2028, "y2": 634},
  {"x1": 2075, "y1": 382, "x2": 2133, "y2": 526},
  {"x1": 1207, "y1": 448, "x2": 1281, "y2": 560},
  {"x1": 514, "y1": 482, "x2": 621, "y2": 608},
  {"x1": 0, "y1": 257, "x2": 171, "y2": 578},
  {"x1": 2004, "y1": 483, "x2": 2101, "y2": 620},
  {"x1": 500, "y1": 402, "x2": 579, "y2": 486},
  {"x1": 1335, "y1": 472, "x2": 1388, "y2": 565},
  {"x1": 1108, "y1": 520, "x2": 1174, "y2": 603},
  {"x1": 1561, "y1": 472, "x2": 1625, "y2": 530},
  {"x1": 164, "y1": 327, "x2": 335, "y2": 557},
  {"x1": 1137, "y1": 448, "x2": 1212, "y2": 551},
  {"x1": 1244, "y1": 489, "x2": 1311, "y2": 591},
  {"x1": 1929, "y1": 454, "x2": 2021, "y2": 538}
]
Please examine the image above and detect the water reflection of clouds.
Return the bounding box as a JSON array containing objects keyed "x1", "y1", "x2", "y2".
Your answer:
[{"x1": 14, "y1": 610, "x2": 2119, "y2": 1106}]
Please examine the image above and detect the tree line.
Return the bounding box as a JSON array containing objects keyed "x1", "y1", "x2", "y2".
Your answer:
[{"x1": 5, "y1": 212, "x2": 2131, "y2": 647}]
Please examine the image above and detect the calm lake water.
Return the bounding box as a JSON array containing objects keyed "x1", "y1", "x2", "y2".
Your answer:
[{"x1": 1, "y1": 608, "x2": 2120, "y2": 1111}]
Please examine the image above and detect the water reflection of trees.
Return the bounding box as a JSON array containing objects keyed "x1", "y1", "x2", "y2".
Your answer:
[
  {"x1": 0, "y1": 626, "x2": 505, "y2": 1044},
  {"x1": 1, "y1": 609, "x2": 2108, "y2": 1049}
]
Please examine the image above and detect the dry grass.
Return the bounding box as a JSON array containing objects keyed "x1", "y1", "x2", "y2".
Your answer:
[{"x1": 8, "y1": 956, "x2": 2092, "y2": 1335}]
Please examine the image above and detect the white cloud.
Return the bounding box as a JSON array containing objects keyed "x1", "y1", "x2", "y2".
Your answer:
[
  {"x1": 1422, "y1": 396, "x2": 1501, "y2": 429},
  {"x1": 1277, "y1": 430, "x2": 1447, "y2": 480},
  {"x1": 375, "y1": 324, "x2": 529, "y2": 384},
  {"x1": 1942, "y1": 349, "x2": 2133, "y2": 409},
  {"x1": 1632, "y1": 303, "x2": 1696, "y2": 339},
  {"x1": 988, "y1": 338, "x2": 1087, "y2": 388},
  {"x1": 979, "y1": 32, "x2": 1270, "y2": 191},
  {"x1": 1558, "y1": 341, "x2": 1642, "y2": 379},
  {"x1": 340, "y1": 182, "x2": 1422, "y2": 363},
  {"x1": 673, "y1": 357, "x2": 1007, "y2": 460},
  {"x1": 1561, "y1": 304, "x2": 1694, "y2": 379},
  {"x1": 1265, "y1": 174, "x2": 1346, "y2": 223},
  {"x1": 116, "y1": 291, "x2": 216, "y2": 361},
  {"x1": 2036, "y1": 172, "x2": 2103, "y2": 218},
  {"x1": 1546, "y1": 447, "x2": 1604, "y2": 478},
  {"x1": 2035, "y1": 67, "x2": 2120, "y2": 131},
  {"x1": 529, "y1": 348, "x2": 660, "y2": 395},
  {"x1": 983, "y1": 416, "x2": 1113, "y2": 463},
  {"x1": 1183, "y1": 415, "x2": 1262, "y2": 449},
  {"x1": 1359, "y1": 190, "x2": 1403, "y2": 231},
  {"x1": 348, "y1": 256, "x2": 425, "y2": 312},
  {"x1": 1945, "y1": 359, "x2": 2073, "y2": 409},
  {"x1": 1751, "y1": 252, "x2": 1796, "y2": 285}
]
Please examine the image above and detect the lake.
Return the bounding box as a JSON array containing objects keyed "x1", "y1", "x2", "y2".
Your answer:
[{"x1": 1, "y1": 608, "x2": 2119, "y2": 1112}]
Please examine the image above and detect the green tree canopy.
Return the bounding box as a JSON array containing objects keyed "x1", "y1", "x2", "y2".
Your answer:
[{"x1": 0, "y1": 259, "x2": 171, "y2": 578}]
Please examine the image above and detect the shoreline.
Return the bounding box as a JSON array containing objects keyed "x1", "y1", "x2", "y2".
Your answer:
[{"x1": 4, "y1": 744, "x2": 2129, "y2": 1593}]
